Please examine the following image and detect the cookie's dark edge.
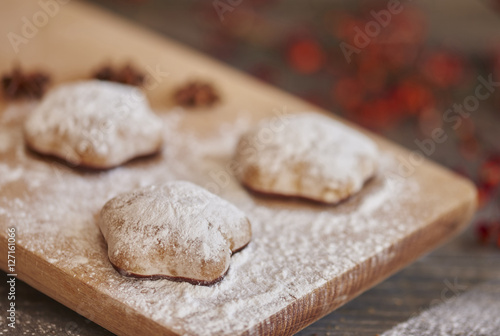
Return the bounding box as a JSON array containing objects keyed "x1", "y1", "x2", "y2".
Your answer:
[
  {"x1": 111, "y1": 263, "x2": 229, "y2": 286},
  {"x1": 241, "y1": 176, "x2": 376, "y2": 206},
  {"x1": 231, "y1": 241, "x2": 250, "y2": 254},
  {"x1": 24, "y1": 142, "x2": 163, "y2": 172},
  {"x1": 110, "y1": 242, "x2": 250, "y2": 287}
]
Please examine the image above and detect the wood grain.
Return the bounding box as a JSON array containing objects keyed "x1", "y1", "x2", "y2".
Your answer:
[
  {"x1": 0, "y1": 1, "x2": 477, "y2": 335},
  {"x1": 3, "y1": 232, "x2": 500, "y2": 336}
]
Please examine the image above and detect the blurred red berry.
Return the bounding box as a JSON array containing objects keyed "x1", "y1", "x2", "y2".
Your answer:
[
  {"x1": 332, "y1": 77, "x2": 365, "y2": 111},
  {"x1": 476, "y1": 221, "x2": 492, "y2": 244},
  {"x1": 287, "y1": 38, "x2": 326, "y2": 74},
  {"x1": 356, "y1": 98, "x2": 399, "y2": 130},
  {"x1": 477, "y1": 183, "x2": 493, "y2": 208},
  {"x1": 422, "y1": 51, "x2": 465, "y2": 88},
  {"x1": 357, "y1": 56, "x2": 388, "y2": 94},
  {"x1": 480, "y1": 155, "x2": 500, "y2": 190},
  {"x1": 388, "y1": 8, "x2": 427, "y2": 45},
  {"x1": 394, "y1": 80, "x2": 435, "y2": 115}
]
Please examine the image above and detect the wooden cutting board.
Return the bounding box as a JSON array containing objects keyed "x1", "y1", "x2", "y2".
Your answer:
[{"x1": 0, "y1": 1, "x2": 477, "y2": 335}]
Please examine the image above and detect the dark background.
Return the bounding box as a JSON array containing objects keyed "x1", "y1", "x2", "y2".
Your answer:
[{"x1": 2, "y1": 0, "x2": 500, "y2": 335}]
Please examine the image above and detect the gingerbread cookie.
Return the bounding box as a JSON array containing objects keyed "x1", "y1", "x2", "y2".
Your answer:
[
  {"x1": 98, "y1": 181, "x2": 252, "y2": 285},
  {"x1": 234, "y1": 113, "x2": 378, "y2": 204},
  {"x1": 24, "y1": 80, "x2": 162, "y2": 169}
]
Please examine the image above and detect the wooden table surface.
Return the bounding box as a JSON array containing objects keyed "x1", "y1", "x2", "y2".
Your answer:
[
  {"x1": 2, "y1": 228, "x2": 500, "y2": 336},
  {"x1": 1, "y1": 0, "x2": 500, "y2": 335}
]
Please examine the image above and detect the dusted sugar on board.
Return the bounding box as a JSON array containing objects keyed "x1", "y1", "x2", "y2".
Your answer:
[
  {"x1": 382, "y1": 280, "x2": 500, "y2": 336},
  {"x1": 0, "y1": 105, "x2": 425, "y2": 336}
]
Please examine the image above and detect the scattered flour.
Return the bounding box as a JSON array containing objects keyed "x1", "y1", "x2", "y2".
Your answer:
[
  {"x1": 0, "y1": 103, "x2": 426, "y2": 336},
  {"x1": 382, "y1": 280, "x2": 500, "y2": 336}
]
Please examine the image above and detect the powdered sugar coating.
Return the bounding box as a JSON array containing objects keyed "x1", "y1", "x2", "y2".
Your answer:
[
  {"x1": 234, "y1": 113, "x2": 379, "y2": 203},
  {"x1": 382, "y1": 280, "x2": 500, "y2": 336},
  {"x1": 24, "y1": 80, "x2": 163, "y2": 168},
  {"x1": 99, "y1": 181, "x2": 251, "y2": 283},
  {"x1": 0, "y1": 105, "x2": 426, "y2": 336}
]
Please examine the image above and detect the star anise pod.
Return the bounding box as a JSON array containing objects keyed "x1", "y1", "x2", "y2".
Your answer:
[
  {"x1": 173, "y1": 81, "x2": 220, "y2": 107},
  {"x1": 93, "y1": 63, "x2": 145, "y2": 86},
  {"x1": 2, "y1": 66, "x2": 51, "y2": 100}
]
